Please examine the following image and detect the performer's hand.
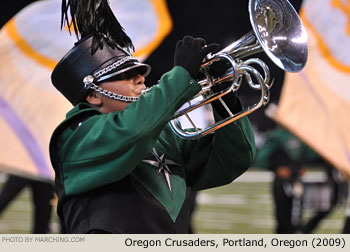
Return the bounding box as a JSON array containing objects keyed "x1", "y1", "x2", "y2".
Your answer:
[{"x1": 174, "y1": 36, "x2": 219, "y2": 79}]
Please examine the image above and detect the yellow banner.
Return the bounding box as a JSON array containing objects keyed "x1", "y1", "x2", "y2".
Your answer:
[
  {"x1": 0, "y1": 0, "x2": 172, "y2": 179},
  {"x1": 273, "y1": 0, "x2": 350, "y2": 177}
]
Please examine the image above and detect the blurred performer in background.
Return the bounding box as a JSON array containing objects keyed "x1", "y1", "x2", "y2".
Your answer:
[
  {"x1": 301, "y1": 164, "x2": 346, "y2": 234},
  {"x1": 49, "y1": 0, "x2": 255, "y2": 233},
  {"x1": 0, "y1": 174, "x2": 54, "y2": 233},
  {"x1": 255, "y1": 127, "x2": 342, "y2": 234},
  {"x1": 255, "y1": 127, "x2": 309, "y2": 233}
]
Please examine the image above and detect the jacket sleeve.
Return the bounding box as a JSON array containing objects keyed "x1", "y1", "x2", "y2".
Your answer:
[
  {"x1": 58, "y1": 66, "x2": 201, "y2": 195},
  {"x1": 182, "y1": 106, "x2": 256, "y2": 191}
]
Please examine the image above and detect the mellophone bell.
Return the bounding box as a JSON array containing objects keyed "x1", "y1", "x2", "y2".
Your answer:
[{"x1": 168, "y1": 0, "x2": 308, "y2": 139}]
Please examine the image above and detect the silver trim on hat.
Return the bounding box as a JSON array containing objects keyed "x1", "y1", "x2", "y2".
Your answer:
[
  {"x1": 93, "y1": 56, "x2": 151, "y2": 83},
  {"x1": 96, "y1": 62, "x2": 151, "y2": 83}
]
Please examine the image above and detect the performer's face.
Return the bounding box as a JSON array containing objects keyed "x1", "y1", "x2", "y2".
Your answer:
[{"x1": 87, "y1": 70, "x2": 146, "y2": 113}]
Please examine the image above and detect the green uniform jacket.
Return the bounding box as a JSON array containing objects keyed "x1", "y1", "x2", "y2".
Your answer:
[
  {"x1": 50, "y1": 66, "x2": 256, "y2": 233},
  {"x1": 255, "y1": 128, "x2": 318, "y2": 174}
]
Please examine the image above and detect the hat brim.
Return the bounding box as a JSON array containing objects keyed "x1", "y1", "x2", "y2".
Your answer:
[{"x1": 96, "y1": 62, "x2": 151, "y2": 83}]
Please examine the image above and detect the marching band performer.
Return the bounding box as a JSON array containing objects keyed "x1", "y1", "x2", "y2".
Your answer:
[{"x1": 49, "y1": 0, "x2": 256, "y2": 233}]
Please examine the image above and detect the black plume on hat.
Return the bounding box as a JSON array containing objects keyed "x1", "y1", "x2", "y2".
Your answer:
[
  {"x1": 51, "y1": 0, "x2": 151, "y2": 105},
  {"x1": 61, "y1": 0, "x2": 134, "y2": 53}
]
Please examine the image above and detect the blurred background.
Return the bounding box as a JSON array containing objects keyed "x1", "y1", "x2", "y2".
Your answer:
[{"x1": 0, "y1": 0, "x2": 349, "y2": 234}]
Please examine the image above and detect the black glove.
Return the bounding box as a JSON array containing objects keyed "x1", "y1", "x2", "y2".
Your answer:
[{"x1": 174, "y1": 36, "x2": 219, "y2": 79}]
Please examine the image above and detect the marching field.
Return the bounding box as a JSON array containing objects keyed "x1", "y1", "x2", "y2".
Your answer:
[{"x1": 0, "y1": 171, "x2": 347, "y2": 234}]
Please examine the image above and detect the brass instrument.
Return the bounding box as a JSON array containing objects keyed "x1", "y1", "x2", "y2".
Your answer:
[{"x1": 169, "y1": 0, "x2": 308, "y2": 139}]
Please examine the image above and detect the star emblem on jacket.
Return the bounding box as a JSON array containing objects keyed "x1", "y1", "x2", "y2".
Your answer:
[{"x1": 142, "y1": 148, "x2": 181, "y2": 193}]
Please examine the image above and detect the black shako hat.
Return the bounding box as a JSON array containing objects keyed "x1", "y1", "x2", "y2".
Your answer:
[
  {"x1": 51, "y1": 36, "x2": 151, "y2": 105},
  {"x1": 51, "y1": 0, "x2": 151, "y2": 106}
]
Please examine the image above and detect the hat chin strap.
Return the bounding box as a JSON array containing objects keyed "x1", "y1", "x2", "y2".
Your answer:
[{"x1": 84, "y1": 76, "x2": 139, "y2": 103}]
